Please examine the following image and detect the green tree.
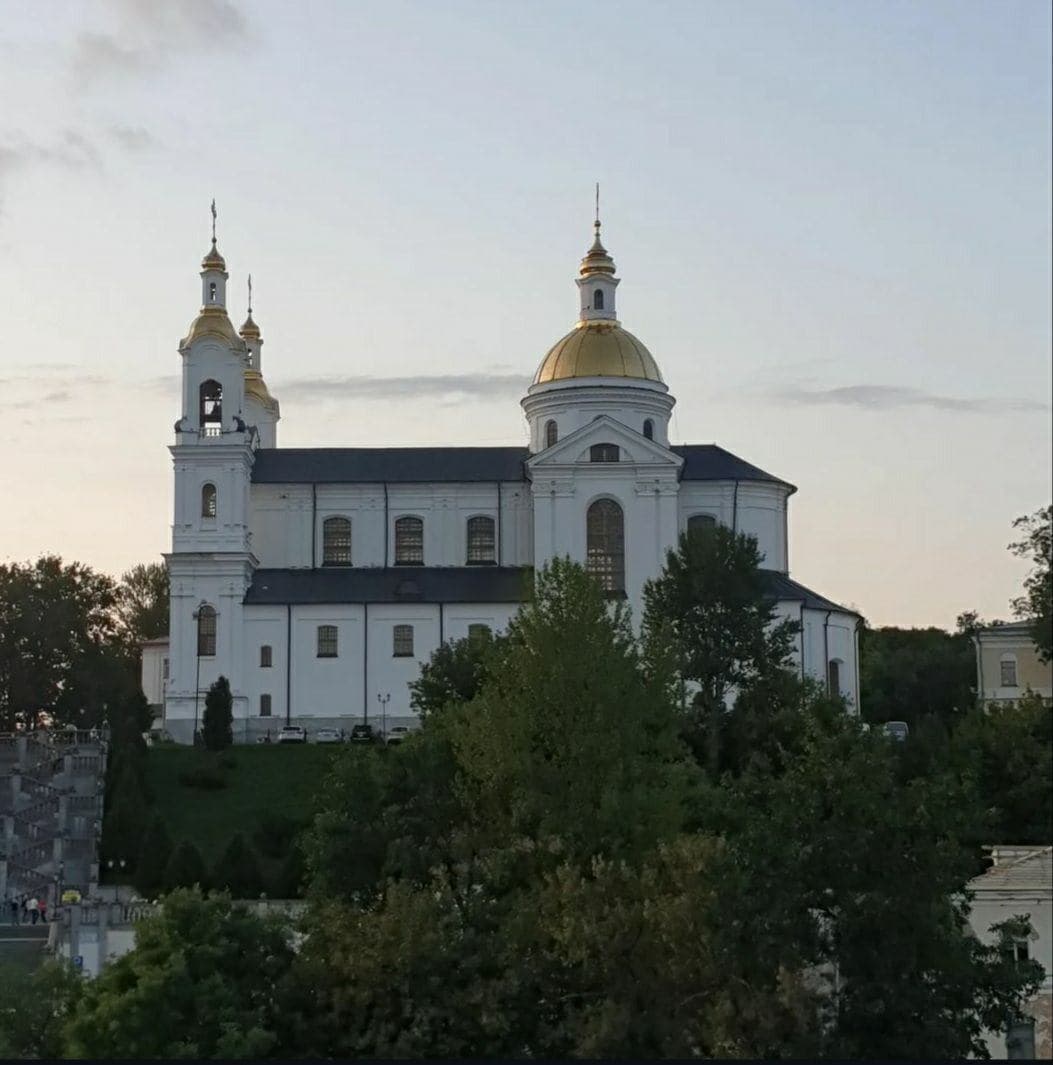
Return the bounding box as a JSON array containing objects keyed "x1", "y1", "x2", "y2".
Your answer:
[
  {"x1": 453, "y1": 557, "x2": 693, "y2": 866},
  {"x1": 0, "y1": 959, "x2": 83, "y2": 1059},
  {"x1": 0, "y1": 556, "x2": 135, "y2": 731},
  {"x1": 700, "y1": 695, "x2": 1041, "y2": 1060},
  {"x1": 63, "y1": 890, "x2": 295, "y2": 1059},
  {"x1": 101, "y1": 760, "x2": 151, "y2": 872},
  {"x1": 133, "y1": 813, "x2": 173, "y2": 897},
  {"x1": 1010, "y1": 504, "x2": 1052, "y2": 661},
  {"x1": 116, "y1": 561, "x2": 169, "y2": 646},
  {"x1": 409, "y1": 629, "x2": 502, "y2": 720},
  {"x1": 163, "y1": 838, "x2": 209, "y2": 892},
  {"x1": 859, "y1": 623, "x2": 977, "y2": 729},
  {"x1": 212, "y1": 834, "x2": 264, "y2": 898},
  {"x1": 202, "y1": 675, "x2": 233, "y2": 751}
]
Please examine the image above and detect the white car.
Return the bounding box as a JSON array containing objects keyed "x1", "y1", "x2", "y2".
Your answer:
[
  {"x1": 385, "y1": 725, "x2": 412, "y2": 746},
  {"x1": 314, "y1": 728, "x2": 343, "y2": 744},
  {"x1": 277, "y1": 726, "x2": 307, "y2": 744}
]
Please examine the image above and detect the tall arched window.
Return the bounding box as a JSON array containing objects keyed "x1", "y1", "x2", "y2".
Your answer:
[
  {"x1": 586, "y1": 499, "x2": 625, "y2": 595},
  {"x1": 394, "y1": 516, "x2": 424, "y2": 566},
  {"x1": 687, "y1": 514, "x2": 717, "y2": 537},
  {"x1": 827, "y1": 658, "x2": 842, "y2": 697},
  {"x1": 199, "y1": 379, "x2": 222, "y2": 434},
  {"x1": 393, "y1": 624, "x2": 414, "y2": 657},
  {"x1": 545, "y1": 420, "x2": 558, "y2": 448},
  {"x1": 593, "y1": 289, "x2": 604, "y2": 310},
  {"x1": 201, "y1": 483, "x2": 217, "y2": 519},
  {"x1": 643, "y1": 418, "x2": 654, "y2": 440},
  {"x1": 317, "y1": 625, "x2": 338, "y2": 658},
  {"x1": 196, "y1": 604, "x2": 216, "y2": 657},
  {"x1": 322, "y1": 516, "x2": 352, "y2": 566},
  {"x1": 209, "y1": 281, "x2": 217, "y2": 303},
  {"x1": 466, "y1": 516, "x2": 496, "y2": 565}
]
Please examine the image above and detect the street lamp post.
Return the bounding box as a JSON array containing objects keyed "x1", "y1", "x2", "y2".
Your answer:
[{"x1": 377, "y1": 692, "x2": 390, "y2": 742}]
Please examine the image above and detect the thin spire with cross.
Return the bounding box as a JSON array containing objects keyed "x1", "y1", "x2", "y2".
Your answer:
[
  {"x1": 247, "y1": 273, "x2": 253, "y2": 316},
  {"x1": 210, "y1": 198, "x2": 217, "y2": 243},
  {"x1": 595, "y1": 182, "x2": 600, "y2": 227}
]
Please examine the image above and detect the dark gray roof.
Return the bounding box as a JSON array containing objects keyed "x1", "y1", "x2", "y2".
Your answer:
[
  {"x1": 761, "y1": 571, "x2": 857, "y2": 615},
  {"x1": 252, "y1": 447, "x2": 530, "y2": 484},
  {"x1": 252, "y1": 443, "x2": 791, "y2": 487},
  {"x1": 671, "y1": 445, "x2": 794, "y2": 490},
  {"x1": 244, "y1": 567, "x2": 532, "y2": 605}
]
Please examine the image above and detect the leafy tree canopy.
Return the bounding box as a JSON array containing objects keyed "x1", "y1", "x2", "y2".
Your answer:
[
  {"x1": 1010, "y1": 504, "x2": 1052, "y2": 661},
  {"x1": 117, "y1": 561, "x2": 169, "y2": 646}
]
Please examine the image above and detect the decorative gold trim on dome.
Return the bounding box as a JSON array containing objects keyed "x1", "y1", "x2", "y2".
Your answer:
[
  {"x1": 181, "y1": 305, "x2": 243, "y2": 348},
  {"x1": 239, "y1": 313, "x2": 260, "y2": 339},
  {"x1": 533, "y1": 319, "x2": 663, "y2": 384},
  {"x1": 579, "y1": 222, "x2": 615, "y2": 277},
  {"x1": 201, "y1": 239, "x2": 227, "y2": 272}
]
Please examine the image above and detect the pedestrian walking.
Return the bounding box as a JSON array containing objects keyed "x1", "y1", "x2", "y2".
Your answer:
[
  {"x1": 38, "y1": 898, "x2": 47, "y2": 923},
  {"x1": 26, "y1": 896, "x2": 38, "y2": 925},
  {"x1": 7, "y1": 896, "x2": 18, "y2": 925}
]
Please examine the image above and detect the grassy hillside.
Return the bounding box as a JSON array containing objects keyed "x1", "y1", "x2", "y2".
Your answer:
[{"x1": 143, "y1": 744, "x2": 337, "y2": 867}]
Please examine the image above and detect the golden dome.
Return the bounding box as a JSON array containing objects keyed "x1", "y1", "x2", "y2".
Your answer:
[
  {"x1": 181, "y1": 305, "x2": 242, "y2": 348},
  {"x1": 533, "y1": 320, "x2": 664, "y2": 384},
  {"x1": 239, "y1": 313, "x2": 260, "y2": 339},
  {"x1": 245, "y1": 369, "x2": 279, "y2": 414},
  {"x1": 201, "y1": 240, "x2": 226, "y2": 272},
  {"x1": 580, "y1": 223, "x2": 615, "y2": 276}
]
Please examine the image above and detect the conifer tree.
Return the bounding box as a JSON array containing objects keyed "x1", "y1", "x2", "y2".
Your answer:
[
  {"x1": 202, "y1": 675, "x2": 233, "y2": 751},
  {"x1": 163, "y1": 839, "x2": 208, "y2": 893},
  {"x1": 212, "y1": 834, "x2": 264, "y2": 899},
  {"x1": 133, "y1": 814, "x2": 172, "y2": 898}
]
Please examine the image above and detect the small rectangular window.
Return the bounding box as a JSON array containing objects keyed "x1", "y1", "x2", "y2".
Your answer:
[
  {"x1": 468, "y1": 623, "x2": 491, "y2": 643},
  {"x1": 1014, "y1": 941, "x2": 1030, "y2": 963},
  {"x1": 162, "y1": 657, "x2": 169, "y2": 680},
  {"x1": 1000, "y1": 659, "x2": 1018, "y2": 687},
  {"x1": 317, "y1": 625, "x2": 338, "y2": 658},
  {"x1": 590, "y1": 443, "x2": 620, "y2": 463},
  {"x1": 393, "y1": 624, "x2": 414, "y2": 657},
  {"x1": 260, "y1": 694, "x2": 272, "y2": 717},
  {"x1": 260, "y1": 644, "x2": 272, "y2": 668}
]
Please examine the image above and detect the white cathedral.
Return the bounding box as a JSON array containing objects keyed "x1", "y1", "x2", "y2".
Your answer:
[{"x1": 156, "y1": 214, "x2": 860, "y2": 743}]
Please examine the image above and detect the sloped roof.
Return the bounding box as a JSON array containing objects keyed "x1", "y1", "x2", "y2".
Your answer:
[
  {"x1": 251, "y1": 444, "x2": 791, "y2": 487},
  {"x1": 761, "y1": 571, "x2": 858, "y2": 615},
  {"x1": 244, "y1": 566, "x2": 532, "y2": 605},
  {"x1": 972, "y1": 847, "x2": 1053, "y2": 893}
]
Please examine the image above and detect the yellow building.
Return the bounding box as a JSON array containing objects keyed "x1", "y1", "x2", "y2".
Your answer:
[{"x1": 974, "y1": 621, "x2": 1053, "y2": 708}]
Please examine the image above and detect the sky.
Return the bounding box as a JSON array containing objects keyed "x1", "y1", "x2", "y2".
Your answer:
[{"x1": 0, "y1": 0, "x2": 1049, "y2": 629}]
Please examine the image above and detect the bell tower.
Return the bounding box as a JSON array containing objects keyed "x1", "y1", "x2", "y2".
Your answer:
[{"x1": 165, "y1": 203, "x2": 256, "y2": 743}]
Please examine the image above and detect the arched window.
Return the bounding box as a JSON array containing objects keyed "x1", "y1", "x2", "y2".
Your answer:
[
  {"x1": 196, "y1": 604, "x2": 216, "y2": 657},
  {"x1": 260, "y1": 694, "x2": 272, "y2": 717},
  {"x1": 593, "y1": 289, "x2": 604, "y2": 310},
  {"x1": 322, "y1": 516, "x2": 352, "y2": 566},
  {"x1": 209, "y1": 281, "x2": 217, "y2": 303},
  {"x1": 466, "y1": 516, "x2": 496, "y2": 565},
  {"x1": 394, "y1": 516, "x2": 424, "y2": 566},
  {"x1": 201, "y1": 483, "x2": 217, "y2": 519},
  {"x1": 317, "y1": 625, "x2": 338, "y2": 658},
  {"x1": 827, "y1": 658, "x2": 842, "y2": 697},
  {"x1": 687, "y1": 514, "x2": 717, "y2": 538},
  {"x1": 199, "y1": 379, "x2": 222, "y2": 434},
  {"x1": 1000, "y1": 654, "x2": 1018, "y2": 688},
  {"x1": 643, "y1": 418, "x2": 654, "y2": 440},
  {"x1": 260, "y1": 645, "x2": 272, "y2": 668},
  {"x1": 590, "y1": 443, "x2": 619, "y2": 463},
  {"x1": 545, "y1": 419, "x2": 558, "y2": 448},
  {"x1": 393, "y1": 624, "x2": 414, "y2": 657},
  {"x1": 586, "y1": 499, "x2": 625, "y2": 595}
]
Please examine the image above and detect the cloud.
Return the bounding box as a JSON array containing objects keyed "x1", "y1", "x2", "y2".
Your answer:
[
  {"x1": 770, "y1": 383, "x2": 1050, "y2": 415},
  {"x1": 71, "y1": 0, "x2": 250, "y2": 84},
  {"x1": 274, "y1": 373, "x2": 529, "y2": 402},
  {"x1": 0, "y1": 129, "x2": 103, "y2": 176},
  {"x1": 106, "y1": 124, "x2": 155, "y2": 151}
]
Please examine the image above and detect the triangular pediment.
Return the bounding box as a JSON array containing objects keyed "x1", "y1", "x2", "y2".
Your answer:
[{"x1": 526, "y1": 415, "x2": 683, "y2": 472}]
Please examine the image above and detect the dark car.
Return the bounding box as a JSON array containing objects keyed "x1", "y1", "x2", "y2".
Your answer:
[{"x1": 349, "y1": 724, "x2": 375, "y2": 744}]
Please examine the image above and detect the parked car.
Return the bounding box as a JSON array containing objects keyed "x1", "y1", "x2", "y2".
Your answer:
[
  {"x1": 349, "y1": 724, "x2": 375, "y2": 744},
  {"x1": 277, "y1": 726, "x2": 307, "y2": 744},
  {"x1": 385, "y1": 725, "x2": 412, "y2": 746},
  {"x1": 883, "y1": 720, "x2": 909, "y2": 742},
  {"x1": 314, "y1": 728, "x2": 343, "y2": 744}
]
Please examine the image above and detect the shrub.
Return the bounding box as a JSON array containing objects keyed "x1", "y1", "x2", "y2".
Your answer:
[
  {"x1": 252, "y1": 810, "x2": 308, "y2": 860},
  {"x1": 177, "y1": 765, "x2": 227, "y2": 791},
  {"x1": 202, "y1": 676, "x2": 233, "y2": 752}
]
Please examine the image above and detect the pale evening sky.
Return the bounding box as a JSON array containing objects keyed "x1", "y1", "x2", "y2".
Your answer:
[{"x1": 0, "y1": 0, "x2": 1049, "y2": 629}]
